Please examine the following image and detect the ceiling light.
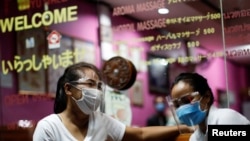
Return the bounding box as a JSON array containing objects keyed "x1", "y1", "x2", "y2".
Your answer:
[{"x1": 158, "y1": 8, "x2": 169, "y2": 14}]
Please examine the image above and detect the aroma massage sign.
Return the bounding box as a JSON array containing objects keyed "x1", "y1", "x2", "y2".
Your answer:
[{"x1": 111, "y1": 0, "x2": 250, "y2": 66}]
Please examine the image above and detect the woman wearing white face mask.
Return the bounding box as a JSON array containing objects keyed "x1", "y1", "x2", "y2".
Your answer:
[
  {"x1": 69, "y1": 82, "x2": 104, "y2": 115},
  {"x1": 33, "y1": 62, "x2": 192, "y2": 141},
  {"x1": 170, "y1": 72, "x2": 250, "y2": 141}
]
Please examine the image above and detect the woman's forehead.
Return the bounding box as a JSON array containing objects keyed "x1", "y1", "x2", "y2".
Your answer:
[
  {"x1": 171, "y1": 81, "x2": 193, "y2": 98},
  {"x1": 78, "y1": 68, "x2": 100, "y2": 80}
]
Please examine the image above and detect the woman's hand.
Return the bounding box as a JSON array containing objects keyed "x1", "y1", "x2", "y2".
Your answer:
[{"x1": 178, "y1": 124, "x2": 195, "y2": 133}]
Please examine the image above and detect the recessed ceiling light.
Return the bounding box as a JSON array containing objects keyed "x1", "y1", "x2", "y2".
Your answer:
[{"x1": 158, "y1": 8, "x2": 169, "y2": 14}]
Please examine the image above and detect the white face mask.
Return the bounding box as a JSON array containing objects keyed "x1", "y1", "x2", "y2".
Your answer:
[{"x1": 72, "y1": 88, "x2": 103, "y2": 115}]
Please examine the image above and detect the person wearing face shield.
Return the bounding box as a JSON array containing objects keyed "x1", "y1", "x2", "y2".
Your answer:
[
  {"x1": 169, "y1": 72, "x2": 250, "y2": 141},
  {"x1": 33, "y1": 62, "x2": 192, "y2": 141},
  {"x1": 146, "y1": 96, "x2": 168, "y2": 126}
]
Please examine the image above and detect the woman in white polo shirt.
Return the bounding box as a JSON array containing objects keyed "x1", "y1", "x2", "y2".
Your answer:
[{"x1": 33, "y1": 62, "x2": 192, "y2": 141}]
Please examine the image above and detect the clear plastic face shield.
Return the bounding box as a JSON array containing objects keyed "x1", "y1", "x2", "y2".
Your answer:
[
  {"x1": 69, "y1": 77, "x2": 106, "y2": 113},
  {"x1": 166, "y1": 92, "x2": 201, "y2": 133}
]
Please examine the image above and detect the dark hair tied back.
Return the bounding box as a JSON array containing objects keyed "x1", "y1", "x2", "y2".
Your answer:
[{"x1": 53, "y1": 62, "x2": 102, "y2": 113}]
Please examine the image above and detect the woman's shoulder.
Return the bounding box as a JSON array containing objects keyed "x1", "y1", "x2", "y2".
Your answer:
[
  {"x1": 209, "y1": 106, "x2": 250, "y2": 124},
  {"x1": 214, "y1": 107, "x2": 243, "y2": 116},
  {"x1": 39, "y1": 113, "x2": 58, "y2": 121},
  {"x1": 36, "y1": 113, "x2": 60, "y2": 126}
]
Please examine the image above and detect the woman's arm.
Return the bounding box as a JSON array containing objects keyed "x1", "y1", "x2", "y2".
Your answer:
[{"x1": 122, "y1": 125, "x2": 192, "y2": 141}]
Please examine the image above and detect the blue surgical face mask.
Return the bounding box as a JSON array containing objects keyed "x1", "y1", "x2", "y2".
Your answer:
[
  {"x1": 176, "y1": 99, "x2": 207, "y2": 126},
  {"x1": 155, "y1": 103, "x2": 165, "y2": 112}
]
